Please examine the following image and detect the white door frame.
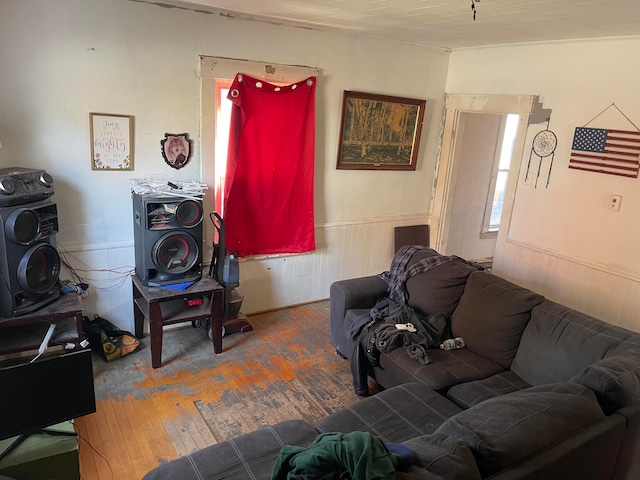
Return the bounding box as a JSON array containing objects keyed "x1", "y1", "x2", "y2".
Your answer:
[{"x1": 430, "y1": 94, "x2": 536, "y2": 255}]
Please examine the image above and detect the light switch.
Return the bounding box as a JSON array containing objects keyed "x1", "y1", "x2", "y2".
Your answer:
[{"x1": 610, "y1": 194, "x2": 622, "y2": 211}]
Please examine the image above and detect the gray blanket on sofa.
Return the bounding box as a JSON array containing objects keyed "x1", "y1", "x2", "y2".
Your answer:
[{"x1": 380, "y1": 245, "x2": 482, "y2": 305}]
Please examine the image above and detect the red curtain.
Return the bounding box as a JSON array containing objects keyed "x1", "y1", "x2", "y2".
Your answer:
[{"x1": 223, "y1": 73, "x2": 316, "y2": 257}]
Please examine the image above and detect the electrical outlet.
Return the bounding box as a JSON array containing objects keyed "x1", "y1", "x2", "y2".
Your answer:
[{"x1": 610, "y1": 194, "x2": 622, "y2": 211}]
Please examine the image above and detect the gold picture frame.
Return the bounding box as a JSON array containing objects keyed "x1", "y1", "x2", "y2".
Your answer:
[
  {"x1": 336, "y1": 91, "x2": 426, "y2": 171},
  {"x1": 90, "y1": 113, "x2": 134, "y2": 171}
]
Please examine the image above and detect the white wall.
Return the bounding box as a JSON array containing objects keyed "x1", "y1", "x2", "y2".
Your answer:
[
  {"x1": 447, "y1": 37, "x2": 640, "y2": 332},
  {"x1": 0, "y1": 0, "x2": 450, "y2": 330}
]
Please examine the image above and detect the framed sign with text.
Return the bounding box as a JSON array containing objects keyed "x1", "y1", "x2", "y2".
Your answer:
[{"x1": 90, "y1": 113, "x2": 134, "y2": 171}]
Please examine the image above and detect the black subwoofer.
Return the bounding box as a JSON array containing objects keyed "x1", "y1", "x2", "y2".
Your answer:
[
  {"x1": 132, "y1": 193, "x2": 203, "y2": 286},
  {"x1": 0, "y1": 200, "x2": 61, "y2": 317}
]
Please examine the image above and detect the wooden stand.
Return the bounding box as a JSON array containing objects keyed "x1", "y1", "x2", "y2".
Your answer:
[
  {"x1": 0, "y1": 294, "x2": 83, "y2": 358},
  {"x1": 131, "y1": 274, "x2": 225, "y2": 368}
]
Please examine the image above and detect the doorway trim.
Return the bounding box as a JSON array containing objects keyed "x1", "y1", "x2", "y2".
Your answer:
[{"x1": 430, "y1": 94, "x2": 536, "y2": 255}]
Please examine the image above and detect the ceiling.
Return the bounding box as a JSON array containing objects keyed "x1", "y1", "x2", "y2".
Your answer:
[{"x1": 147, "y1": 0, "x2": 640, "y2": 50}]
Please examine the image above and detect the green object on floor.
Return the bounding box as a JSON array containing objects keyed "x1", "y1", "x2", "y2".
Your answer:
[{"x1": 0, "y1": 421, "x2": 79, "y2": 480}]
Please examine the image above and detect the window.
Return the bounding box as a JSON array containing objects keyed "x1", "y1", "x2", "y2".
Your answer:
[
  {"x1": 213, "y1": 77, "x2": 295, "y2": 216},
  {"x1": 483, "y1": 113, "x2": 519, "y2": 233},
  {"x1": 214, "y1": 79, "x2": 232, "y2": 216},
  {"x1": 200, "y1": 57, "x2": 319, "y2": 256}
]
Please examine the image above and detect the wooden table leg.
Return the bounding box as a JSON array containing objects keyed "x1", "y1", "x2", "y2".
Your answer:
[
  {"x1": 210, "y1": 289, "x2": 224, "y2": 354},
  {"x1": 148, "y1": 301, "x2": 163, "y2": 368},
  {"x1": 132, "y1": 283, "x2": 144, "y2": 339}
]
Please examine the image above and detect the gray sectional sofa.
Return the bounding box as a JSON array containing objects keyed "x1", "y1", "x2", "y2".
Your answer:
[
  {"x1": 144, "y1": 247, "x2": 640, "y2": 480},
  {"x1": 329, "y1": 249, "x2": 640, "y2": 479}
]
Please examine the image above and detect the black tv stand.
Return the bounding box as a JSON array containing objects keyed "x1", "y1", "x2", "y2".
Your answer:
[{"x1": 0, "y1": 426, "x2": 77, "y2": 462}]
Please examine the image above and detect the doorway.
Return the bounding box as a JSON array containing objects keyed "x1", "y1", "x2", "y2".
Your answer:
[
  {"x1": 430, "y1": 94, "x2": 536, "y2": 262},
  {"x1": 445, "y1": 112, "x2": 520, "y2": 261}
]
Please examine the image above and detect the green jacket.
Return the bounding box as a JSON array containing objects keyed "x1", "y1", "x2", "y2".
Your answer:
[{"x1": 270, "y1": 431, "x2": 398, "y2": 480}]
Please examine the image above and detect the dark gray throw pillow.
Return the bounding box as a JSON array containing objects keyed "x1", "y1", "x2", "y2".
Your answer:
[
  {"x1": 435, "y1": 382, "x2": 605, "y2": 475},
  {"x1": 571, "y1": 354, "x2": 640, "y2": 413},
  {"x1": 451, "y1": 271, "x2": 544, "y2": 368}
]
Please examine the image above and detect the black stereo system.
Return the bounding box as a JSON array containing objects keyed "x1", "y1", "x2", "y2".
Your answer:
[
  {"x1": 132, "y1": 193, "x2": 204, "y2": 287},
  {"x1": 0, "y1": 168, "x2": 60, "y2": 318}
]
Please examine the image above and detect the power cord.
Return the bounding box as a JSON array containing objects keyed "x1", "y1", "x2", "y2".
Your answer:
[
  {"x1": 74, "y1": 419, "x2": 115, "y2": 480},
  {"x1": 29, "y1": 323, "x2": 57, "y2": 363},
  {"x1": 56, "y1": 241, "x2": 135, "y2": 292}
]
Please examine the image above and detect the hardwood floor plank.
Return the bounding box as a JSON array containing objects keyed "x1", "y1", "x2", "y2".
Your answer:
[
  {"x1": 78, "y1": 301, "x2": 374, "y2": 479},
  {"x1": 75, "y1": 416, "x2": 101, "y2": 480},
  {"x1": 100, "y1": 398, "x2": 138, "y2": 479},
  {"x1": 151, "y1": 391, "x2": 192, "y2": 458}
]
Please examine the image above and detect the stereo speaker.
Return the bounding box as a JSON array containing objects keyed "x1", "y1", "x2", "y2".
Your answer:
[
  {"x1": 0, "y1": 199, "x2": 61, "y2": 318},
  {"x1": 132, "y1": 193, "x2": 203, "y2": 287}
]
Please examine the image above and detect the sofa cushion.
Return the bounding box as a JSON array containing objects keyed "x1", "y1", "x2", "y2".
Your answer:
[
  {"x1": 399, "y1": 433, "x2": 481, "y2": 480},
  {"x1": 451, "y1": 272, "x2": 544, "y2": 369},
  {"x1": 571, "y1": 355, "x2": 640, "y2": 414},
  {"x1": 375, "y1": 347, "x2": 505, "y2": 393},
  {"x1": 405, "y1": 250, "x2": 479, "y2": 318},
  {"x1": 315, "y1": 383, "x2": 463, "y2": 443},
  {"x1": 512, "y1": 300, "x2": 636, "y2": 386},
  {"x1": 446, "y1": 371, "x2": 531, "y2": 409},
  {"x1": 435, "y1": 382, "x2": 605, "y2": 476},
  {"x1": 142, "y1": 419, "x2": 318, "y2": 480}
]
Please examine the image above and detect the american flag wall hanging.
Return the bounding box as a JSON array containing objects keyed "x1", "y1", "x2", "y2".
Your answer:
[{"x1": 569, "y1": 127, "x2": 640, "y2": 178}]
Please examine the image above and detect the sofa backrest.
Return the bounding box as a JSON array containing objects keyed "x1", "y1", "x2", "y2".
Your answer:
[
  {"x1": 451, "y1": 271, "x2": 545, "y2": 369},
  {"x1": 512, "y1": 300, "x2": 637, "y2": 386}
]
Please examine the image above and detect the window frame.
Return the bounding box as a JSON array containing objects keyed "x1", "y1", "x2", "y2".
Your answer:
[{"x1": 480, "y1": 113, "x2": 519, "y2": 237}]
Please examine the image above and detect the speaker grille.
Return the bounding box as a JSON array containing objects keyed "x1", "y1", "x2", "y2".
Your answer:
[
  {"x1": 152, "y1": 232, "x2": 199, "y2": 275},
  {"x1": 5, "y1": 209, "x2": 40, "y2": 245},
  {"x1": 17, "y1": 242, "x2": 61, "y2": 294},
  {"x1": 0, "y1": 199, "x2": 61, "y2": 317},
  {"x1": 175, "y1": 200, "x2": 203, "y2": 227}
]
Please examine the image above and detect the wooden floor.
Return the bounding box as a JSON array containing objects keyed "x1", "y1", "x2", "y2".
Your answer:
[{"x1": 74, "y1": 300, "x2": 376, "y2": 480}]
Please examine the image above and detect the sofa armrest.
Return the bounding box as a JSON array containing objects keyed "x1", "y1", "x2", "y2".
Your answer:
[
  {"x1": 612, "y1": 403, "x2": 640, "y2": 480},
  {"x1": 485, "y1": 413, "x2": 625, "y2": 480},
  {"x1": 142, "y1": 420, "x2": 318, "y2": 480},
  {"x1": 330, "y1": 275, "x2": 388, "y2": 358},
  {"x1": 330, "y1": 275, "x2": 388, "y2": 321}
]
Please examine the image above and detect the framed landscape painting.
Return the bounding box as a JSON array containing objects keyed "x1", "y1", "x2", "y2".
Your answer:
[{"x1": 336, "y1": 91, "x2": 426, "y2": 171}]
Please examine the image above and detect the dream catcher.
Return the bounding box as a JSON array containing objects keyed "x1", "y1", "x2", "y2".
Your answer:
[
  {"x1": 525, "y1": 118, "x2": 557, "y2": 188},
  {"x1": 471, "y1": 0, "x2": 480, "y2": 20}
]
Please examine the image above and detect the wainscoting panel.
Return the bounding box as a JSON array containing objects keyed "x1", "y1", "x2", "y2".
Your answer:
[
  {"x1": 238, "y1": 216, "x2": 429, "y2": 314},
  {"x1": 60, "y1": 216, "x2": 429, "y2": 332},
  {"x1": 494, "y1": 240, "x2": 640, "y2": 333}
]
